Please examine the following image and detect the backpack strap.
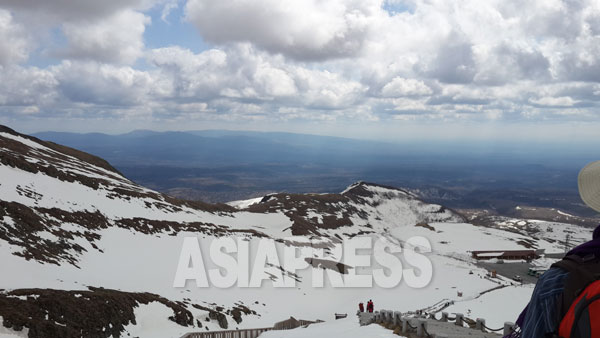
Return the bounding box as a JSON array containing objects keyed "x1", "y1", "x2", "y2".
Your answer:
[{"x1": 551, "y1": 254, "x2": 600, "y2": 324}]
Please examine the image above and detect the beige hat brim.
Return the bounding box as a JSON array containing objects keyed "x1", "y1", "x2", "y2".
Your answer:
[{"x1": 578, "y1": 160, "x2": 600, "y2": 213}]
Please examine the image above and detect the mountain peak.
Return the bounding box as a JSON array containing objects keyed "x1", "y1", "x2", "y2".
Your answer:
[{"x1": 341, "y1": 181, "x2": 413, "y2": 197}]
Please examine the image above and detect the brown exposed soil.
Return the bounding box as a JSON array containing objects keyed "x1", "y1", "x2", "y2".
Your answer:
[
  {"x1": 0, "y1": 287, "x2": 194, "y2": 338},
  {"x1": 0, "y1": 125, "x2": 121, "y2": 176},
  {"x1": 304, "y1": 257, "x2": 351, "y2": 274},
  {"x1": 415, "y1": 222, "x2": 436, "y2": 231},
  {"x1": 0, "y1": 201, "x2": 98, "y2": 266}
]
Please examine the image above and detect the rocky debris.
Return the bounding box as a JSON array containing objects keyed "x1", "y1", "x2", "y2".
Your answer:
[
  {"x1": 229, "y1": 304, "x2": 257, "y2": 325},
  {"x1": 0, "y1": 200, "x2": 100, "y2": 266},
  {"x1": 305, "y1": 257, "x2": 351, "y2": 274},
  {"x1": 416, "y1": 222, "x2": 436, "y2": 231},
  {"x1": 190, "y1": 302, "x2": 257, "y2": 330},
  {"x1": 0, "y1": 199, "x2": 265, "y2": 266},
  {"x1": 245, "y1": 181, "x2": 464, "y2": 237},
  {"x1": 247, "y1": 192, "x2": 356, "y2": 236}
]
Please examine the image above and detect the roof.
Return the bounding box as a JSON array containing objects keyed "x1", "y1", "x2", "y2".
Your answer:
[
  {"x1": 475, "y1": 252, "x2": 504, "y2": 258},
  {"x1": 471, "y1": 250, "x2": 536, "y2": 255}
]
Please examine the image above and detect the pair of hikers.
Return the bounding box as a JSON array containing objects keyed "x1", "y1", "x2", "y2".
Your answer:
[
  {"x1": 359, "y1": 300, "x2": 374, "y2": 313},
  {"x1": 514, "y1": 160, "x2": 600, "y2": 338}
]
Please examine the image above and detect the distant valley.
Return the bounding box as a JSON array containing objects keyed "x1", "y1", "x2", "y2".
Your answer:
[{"x1": 34, "y1": 130, "x2": 600, "y2": 224}]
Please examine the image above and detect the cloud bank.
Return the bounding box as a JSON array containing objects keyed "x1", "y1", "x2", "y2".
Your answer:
[{"x1": 0, "y1": 0, "x2": 599, "y2": 135}]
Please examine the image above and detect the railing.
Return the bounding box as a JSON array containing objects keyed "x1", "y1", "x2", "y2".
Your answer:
[
  {"x1": 181, "y1": 327, "x2": 273, "y2": 338},
  {"x1": 182, "y1": 318, "x2": 320, "y2": 338},
  {"x1": 360, "y1": 309, "x2": 517, "y2": 337}
]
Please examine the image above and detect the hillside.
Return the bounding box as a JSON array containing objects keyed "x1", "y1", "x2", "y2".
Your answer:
[{"x1": 0, "y1": 125, "x2": 594, "y2": 338}]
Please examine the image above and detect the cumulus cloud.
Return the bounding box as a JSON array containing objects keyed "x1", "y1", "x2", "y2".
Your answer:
[
  {"x1": 184, "y1": 0, "x2": 380, "y2": 61},
  {"x1": 381, "y1": 77, "x2": 432, "y2": 97},
  {"x1": 0, "y1": 0, "x2": 155, "y2": 22},
  {"x1": 0, "y1": 10, "x2": 29, "y2": 65},
  {"x1": 52, "y1": 61, "x2": 154, "y2": 105},
  {"x1": 473, "y1": 43, "x2": 551, "y2": 85},
  {"x1": 422, "y1": 33, "x2": 476, "y2": 84},
  {"x1": 148, "y1": 44, "x2": 365, "y2": 108},
  {"x1": 60, "y1": 10, "x2": 150, "y2": 64},
  {"x1": 1, "y1": 0, "x2": 600, "y2": 127},
  {"x1": 0, "y1": 65, "x2": 57, "y2": 107},
  {"x1": 530, "y1": 96, "x2": 577, "y2": 107}
]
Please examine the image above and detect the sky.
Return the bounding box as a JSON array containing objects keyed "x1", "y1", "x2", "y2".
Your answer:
[{"x1": 0, "y1": 0, "x2": 599, "y2": 143}]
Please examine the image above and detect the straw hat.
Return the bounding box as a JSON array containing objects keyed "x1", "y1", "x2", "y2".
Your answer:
[{"x1": 578, "y1": 160, "x2": 600, "y2": 213}]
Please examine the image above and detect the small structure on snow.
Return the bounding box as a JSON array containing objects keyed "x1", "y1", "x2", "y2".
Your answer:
[
  {"x1": 471, "y1": 250, "x2": 538, "y2": 261},
  {"x1": 273, "y1": 316, "x2": 321, "y2": 330}
]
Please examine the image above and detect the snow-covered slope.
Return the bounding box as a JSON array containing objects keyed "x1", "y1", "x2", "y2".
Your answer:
[
  {"x1": 0, "y1": 124, "x2": 464, "y2": 267},
  {"x1": 0, "y1": 125, "x2": 594, "y2": 338}
]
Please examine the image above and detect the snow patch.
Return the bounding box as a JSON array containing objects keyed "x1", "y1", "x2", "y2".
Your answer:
[
  {"x1": 122, "y1": 302, "x2": 191, "y2": 338},
  {"x1": 227, "y1": 197, "x2": 264, "y2": 209},
  {"x1": 0, "y1": 316, "x2": 29, "y2": 338}
]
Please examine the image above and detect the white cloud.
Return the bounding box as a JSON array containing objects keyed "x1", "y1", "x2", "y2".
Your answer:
[
  {"x1": 52, "y1": 61, "x2": 154, "y2": 105},
  {"x1": 61, "y1": 10, "x2": 150, "y2": 64},
  {"x1": 381, "y1": 77, "x2": 432, "y2": 97},
  {"x1": 184, "y1": 0, "x2": 381, "y2": 61},
  {"x1": 0, "y1": 0, "x2": 155, "y2": 22},
  {"x1": 148, "y1": 44, "x2": 365, "y2": 108},
  {"x1": 0, "y1": 10, "x2": 29, "y2": 65},
  {"x1": 254, "y1": 65, "x2": 297, "y2": 97},
  {"x1": 473, "y1": 43, "x2": 550, "y2": 85},
  {"x1": 530, "y1": 96, "x2": 577, "y2": 107},
  {"x1": 1, "y1": 0, "x2": 600, "y2": 128},
  {"x1": 0, "y1": 65, "x2": 57, "y2": 107}
]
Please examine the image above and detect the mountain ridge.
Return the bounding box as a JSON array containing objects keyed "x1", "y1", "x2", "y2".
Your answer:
[
  {"x1": 0, "y1": 124, "x2": 463, "y2": 266},
  {"x1": 0, "y1": 124, "x2": 594, "y2": 338}
]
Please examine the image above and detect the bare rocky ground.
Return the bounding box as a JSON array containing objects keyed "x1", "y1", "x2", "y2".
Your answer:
[{"x1": 0, "y1": 288, "x2": 257, "y2": 338}]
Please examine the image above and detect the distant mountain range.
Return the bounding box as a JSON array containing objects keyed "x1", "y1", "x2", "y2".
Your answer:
[{"x1": 32, "y1": 129, "x2": 600, "y2": 219}]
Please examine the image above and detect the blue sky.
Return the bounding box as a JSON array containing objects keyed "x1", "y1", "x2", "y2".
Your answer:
[
  {"x1": 143, "y1": 2, "x2": 210, "y2": 54},
  {"x1": 0, "y1": 0, "x2": 599, "y2": 143}
]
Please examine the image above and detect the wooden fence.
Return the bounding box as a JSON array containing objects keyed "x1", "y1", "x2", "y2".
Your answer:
[
  {"x1": 181, "y1": 317, "x2": 320, "y2": 338},
  {"x1": 181, "y1": 327, "x2": 273, "y2": 338}
]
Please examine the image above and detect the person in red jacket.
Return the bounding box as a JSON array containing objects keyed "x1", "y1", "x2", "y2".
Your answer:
[
  {"x1": 359, "y1": 302, "x2": 364, "y2": 312},
  {"x1": 367, "y1": 300, "x2": 374, "y2": 313}
]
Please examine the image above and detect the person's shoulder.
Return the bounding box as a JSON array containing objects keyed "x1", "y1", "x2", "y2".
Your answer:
[
  {"x1": 543, "y1": 266, "x2": 569, "y2": 276},
  {"x1": 539, "y1": 266, "x2": 569, "y2": 281},
  {"x1": 535, "y1": 267, "x2": 569, "y2": 293}
]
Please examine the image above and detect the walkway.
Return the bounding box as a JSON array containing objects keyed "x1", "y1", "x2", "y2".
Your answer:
[{"x1": 361, "y1": 311, "x2": 515, "y2": 338}]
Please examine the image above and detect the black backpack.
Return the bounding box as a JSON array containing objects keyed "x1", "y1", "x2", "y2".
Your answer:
[{"x1": 550, "y1": 254, "x2": 600, "y2": 338}]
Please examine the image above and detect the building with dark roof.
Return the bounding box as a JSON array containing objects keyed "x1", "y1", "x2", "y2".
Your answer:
[{"x1": 471, "y1": 250, "x2": 538, "y2": 261}]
